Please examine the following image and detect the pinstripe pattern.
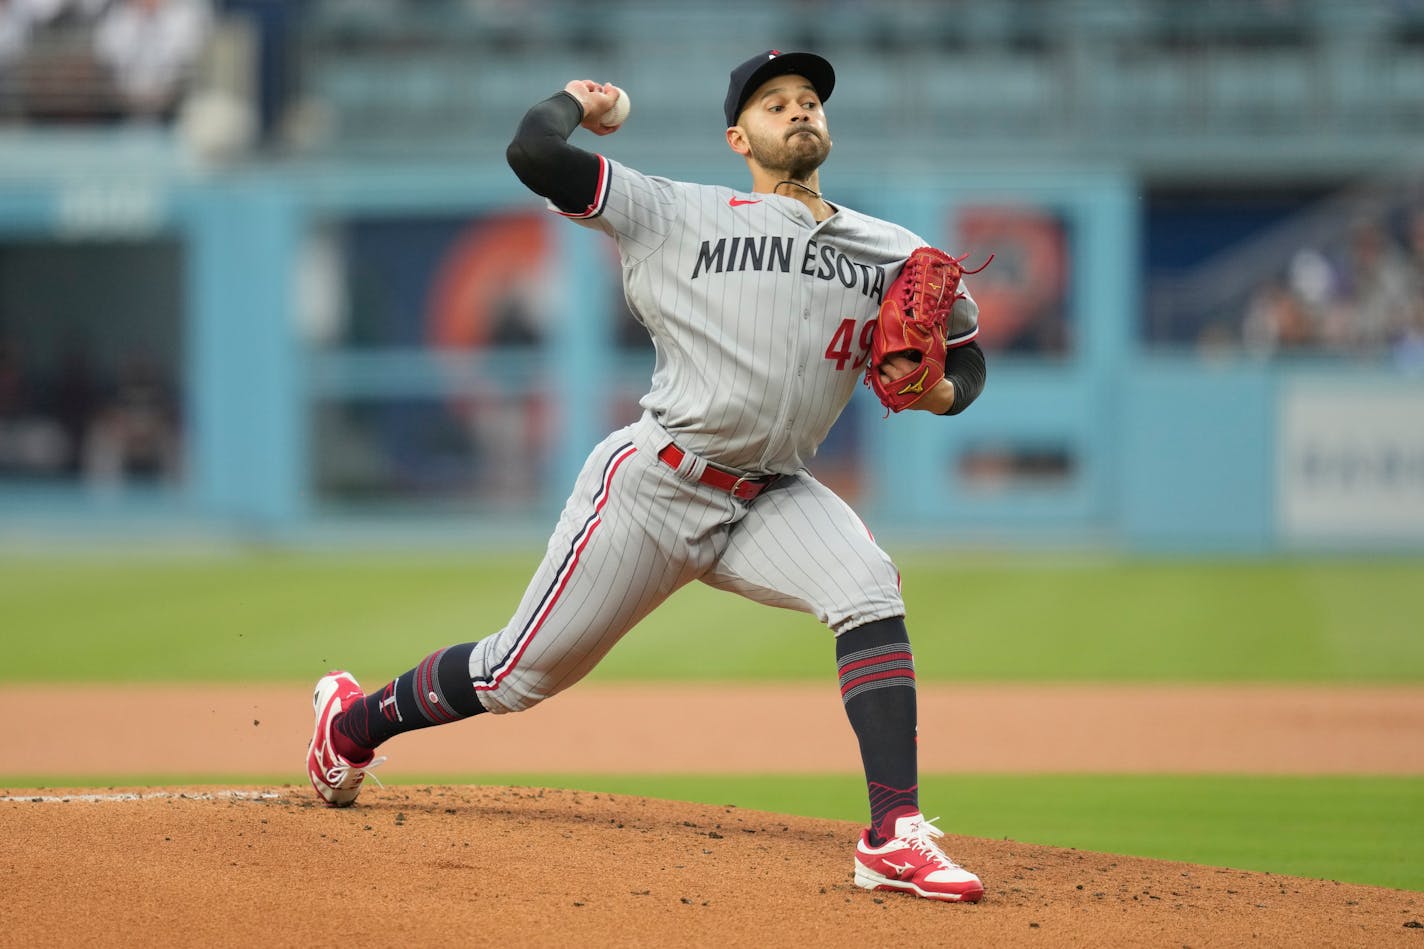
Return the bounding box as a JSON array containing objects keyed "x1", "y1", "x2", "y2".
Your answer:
[
  {"x1": 703, "y1": 465, "x2": 903, "y2": 633},
  {"x1": 570, "y1": 158, "x2": 980, "y2": 475},
  {"x1": 468, "y1": 149, "x2": 974, "y2": 714},
  {"x1": 466, "y1": 414, "x2": 907, "y2": 714},
  {"x1": 473, "y1": 442, "x2": 637, "y2": 696}
]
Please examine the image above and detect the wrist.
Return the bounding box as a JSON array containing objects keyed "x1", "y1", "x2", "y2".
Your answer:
[
  {"x1": 556, "y1": 89, "x2": 587, "y2": 121},
  {"x1": 914, "y1": 378, "x2": 956, "y2": 414}
]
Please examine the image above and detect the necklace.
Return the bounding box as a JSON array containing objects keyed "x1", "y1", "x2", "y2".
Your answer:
[{"x1": 775, "y1": 179, "x2": 822, "y2": 199}]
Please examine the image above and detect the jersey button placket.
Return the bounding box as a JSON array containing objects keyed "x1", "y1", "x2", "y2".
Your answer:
[{"x1": 799, "y1": 307, "x2": 810, "y2": 374}]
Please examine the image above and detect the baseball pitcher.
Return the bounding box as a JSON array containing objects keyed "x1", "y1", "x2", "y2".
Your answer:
[{"x1": 307, "y1": 50, "x2": 989, "y2": 904}]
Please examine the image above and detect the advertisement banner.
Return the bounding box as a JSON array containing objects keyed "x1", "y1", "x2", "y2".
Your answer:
[{"x1": 1278, "y1": 381, "x2": 1424, "y2": 542}]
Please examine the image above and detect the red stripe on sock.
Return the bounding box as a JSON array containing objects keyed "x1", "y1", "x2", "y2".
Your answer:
[
  {"x1": 837, "y1": 651, "x2": 913, "y2": 676},
  {"x1": 841, "y1": 668, "x2": 916, "y2": 696},
  {"x1": 416, "y1": 654, "x2": 457, "y2": 724}
]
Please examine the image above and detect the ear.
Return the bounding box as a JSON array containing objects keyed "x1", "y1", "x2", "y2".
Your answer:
[{"x1": 725, "y1": 125, "x2": 751, "y2": 157}]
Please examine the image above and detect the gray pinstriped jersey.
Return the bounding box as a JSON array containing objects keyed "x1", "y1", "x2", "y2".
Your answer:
[{"x1": 559, "y1": 156, "x2": 980, "y2": 475}]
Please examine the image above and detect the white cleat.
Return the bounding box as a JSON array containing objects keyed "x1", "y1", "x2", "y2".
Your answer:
[
  {"x1": 854, "y1": 813, "x2": 984, "y2": 903},
  {"x1": 307, "y1": 671, "x2": 385, "y2": 807}
]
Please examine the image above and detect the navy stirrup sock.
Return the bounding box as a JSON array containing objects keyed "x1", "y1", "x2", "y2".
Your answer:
[
  {"x1": 333, "y1": 642, "x2": 487, "y2": 760},
  {"x1": 836, "y1": 617, "x2": 920, "y2": 845}
]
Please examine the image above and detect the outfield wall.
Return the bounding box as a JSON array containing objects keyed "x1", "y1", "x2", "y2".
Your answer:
[{"x1": 0, "y1": 145, "x2": 1420, "y2": 553}]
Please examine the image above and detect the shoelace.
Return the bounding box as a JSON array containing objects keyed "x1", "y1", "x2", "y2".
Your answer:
[
  {"x1": 902, "y1": 815, "x2": 967, "y2": 870},
  {"x1": 324, "y1": 754, "x2": 388, "y2": 790}
]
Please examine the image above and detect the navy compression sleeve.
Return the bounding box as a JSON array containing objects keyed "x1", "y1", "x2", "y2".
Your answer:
[{"x1": 505, "y1": 92, "x2": 604, "y2": 215}]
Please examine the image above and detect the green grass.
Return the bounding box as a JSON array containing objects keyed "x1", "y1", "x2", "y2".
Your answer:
[
  {"x1": 2, "y1": 551, "x2": 1422, "y2": 683},
  {"x1": 7, "y1": 772, "x2": 1417, "y2": 892},
  {"x1": 370, "y1": 773, "x2": 1424, "y2": 893},
  {"x1": 6, "y1": 552, "x2": 1419, "y2": 895}
]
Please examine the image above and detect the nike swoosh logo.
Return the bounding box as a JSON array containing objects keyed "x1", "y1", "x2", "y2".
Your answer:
[{"x1": 728, "y1": 197, "x2": 762, "y2": 207}]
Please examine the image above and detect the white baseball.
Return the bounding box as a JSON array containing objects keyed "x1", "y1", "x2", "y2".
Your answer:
[{"x1": 600, "y1": 89, "x2": 630, "y2": 127}]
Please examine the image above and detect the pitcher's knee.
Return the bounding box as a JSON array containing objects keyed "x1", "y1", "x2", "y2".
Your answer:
[
  {"x1": 468, "y1": 621, "x2": 622, "y2": 714},
  {"x1": 472, "y1": 672, "x2": 557, "y2": 715},
  {"x1": 467, "y1": 626, "x2": 573, "y2": 714},
  {"x1": 830, "y1": 606, "x2": 905, "y2": 636},
  {"x1": 827, "y1": 585, "x2": 905, "y2": 635}
]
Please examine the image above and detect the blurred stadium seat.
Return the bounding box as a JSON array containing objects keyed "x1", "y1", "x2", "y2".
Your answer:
[{"x1": 0, "y1": 1, "x2": 1420, "y2": 549}]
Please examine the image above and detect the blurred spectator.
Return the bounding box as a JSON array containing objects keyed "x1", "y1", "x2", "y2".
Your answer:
[
  {"x1": 0, "y1": 336, "x2": 68, "y2": 477},
  {"x1": 1395, "y1": 206, "x2": 1424, "y2": 372},
  {"x1": 1395, "y1": 306, "x2": 1424, "y2": 374},
  {"x1": 51, "y1": 342, "x2": 99, "y2": 474},
  {"x1": 0, "y1": 1, "x2": 61, "y2": 116},
  {"x1": 0, "y1": 332, "x2": 184, "y2": 487},
  {"x1": 1326, "y1": 217, "x2": 1418, "y2": 354},
  {"x1": 1242, "y1": 277, "x2": 1317, "y2": 356},
  {"x1": 218, "y1": 0, "x2": 311, "y2": 148},
  {"x1": 1285, "y1": 246, "x2": 1339, "y2": 313},
  {"x1": 1228, "y1": 201, "x2": 1424, "y2": 361},
  {"x1": 6, "y1": 0, "x2": 102, "y2": 29},
  {"x1": 0, "y1": 2, "x2": 37, "y2": 74},
  {"x1": 4, "y1": 0, "x2": 114, "y2": 123},
  {"x1": 1407, "y1": 206, "x2": 1424, "y2": 315},
  {"x1": 83, "y1": 352, "x2": 181, "y2": 489},
  {"x1": 93, "y1": 0, "x2": 212, "y2": 121}
]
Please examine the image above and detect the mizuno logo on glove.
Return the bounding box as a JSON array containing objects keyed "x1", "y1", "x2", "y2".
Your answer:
[{"x1": 897, "y1": 368, "x2": 930, "y2": 396}]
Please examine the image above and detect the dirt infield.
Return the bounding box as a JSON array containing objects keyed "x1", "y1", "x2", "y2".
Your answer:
[
  {"x1": 2, "y1": 785, "x2": 1421, "y2": 948},
  {"x1": 3, "y1": 683, "x2": 1423, "y2": 947},
  {"x1": 7, "y1": 682, "x2": 1424, "y2": 778}
]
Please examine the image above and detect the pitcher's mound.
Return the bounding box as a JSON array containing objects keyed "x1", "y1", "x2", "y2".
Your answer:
[{"x1": 2, "y1": 785, "x2": 1419, "y2": 946}]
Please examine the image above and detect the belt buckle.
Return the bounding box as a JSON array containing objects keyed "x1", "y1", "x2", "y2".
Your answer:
[{"x1": 730, "y1": 475, "x2": 757, "y2": 500}]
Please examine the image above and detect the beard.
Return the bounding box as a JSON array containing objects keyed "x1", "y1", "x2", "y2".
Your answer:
[{"x1": 746, "y1": 124, "x2": 831, "y2": 180}]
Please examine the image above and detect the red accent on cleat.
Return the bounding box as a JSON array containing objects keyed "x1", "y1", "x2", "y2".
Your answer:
[
  {"x1": 307, "y1": 671, "x2": 385, "y2": 807},
  {"x1": 854, "y1": 813, "x2": 984, "y2": 903}
]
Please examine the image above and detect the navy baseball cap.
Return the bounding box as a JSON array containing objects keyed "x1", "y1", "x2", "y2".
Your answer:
[{"x1": 724, "y1": 50, "x2": 835, "y2": 127}]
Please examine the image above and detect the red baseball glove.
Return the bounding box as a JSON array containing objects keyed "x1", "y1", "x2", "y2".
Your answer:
[{"x1": 866, "y1": 246, "x2": 990, "y2": 413}]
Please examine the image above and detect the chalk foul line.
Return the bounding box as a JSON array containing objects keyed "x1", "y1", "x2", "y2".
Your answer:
[{"x1": 0, "y1": 790, "x2": 282, "y2": 804}]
